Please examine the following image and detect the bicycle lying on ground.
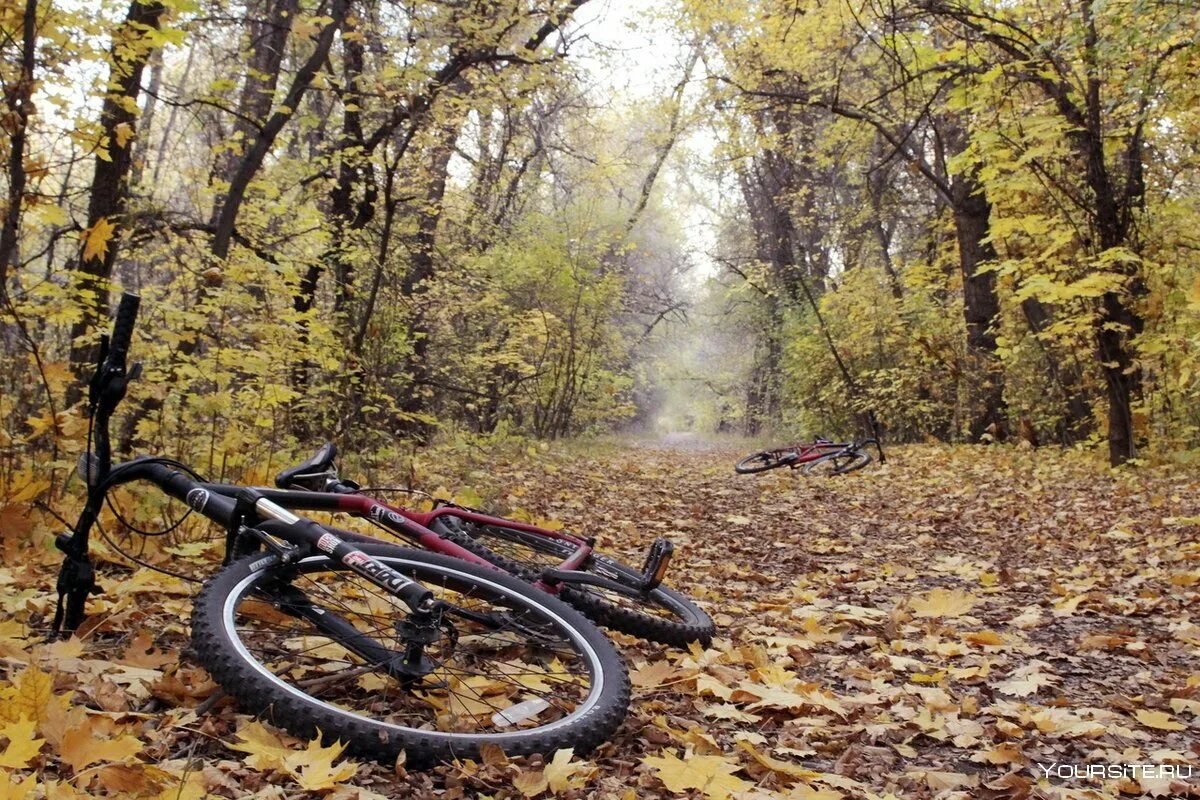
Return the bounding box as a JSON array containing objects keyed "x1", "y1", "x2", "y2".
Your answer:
[
  {"x1": 265, "y1": 445, "x2": 716, "y2": 648},
  {"x1": 52, "y1": 293, "x2": 630, "y2": 765},
  {"x1": 735, "y1": 436, "x2": 885, "y2": 475}
]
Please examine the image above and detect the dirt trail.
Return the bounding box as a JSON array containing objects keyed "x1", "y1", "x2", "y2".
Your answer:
[
  {"x1": 476, "y1": 443, "x2": 1200, "y2": 799},
  {"x1": 7, "y1": 443, "x2": 1198, "y2": 799}
]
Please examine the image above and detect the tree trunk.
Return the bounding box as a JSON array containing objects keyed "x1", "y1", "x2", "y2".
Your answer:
[
  {"x1": 209, "y1": 0, "x2": 299, "y2": 218},
  {"x1": 951, "y1": 175, "x2": 1006, "y2": 441},
  {"x1": 329, "y1": 16, "x2": 375, "y2": 319},
  {"x1": 396, "y1": 121, "x2": 458, "y2": 439},
  {"x1": 67, "y1": 0, "x2": 166, "y2": 378},
  {"x1": 0, "y1": 0, "x2": 38, "y2": 299},
  {"x1": 1019, "y1": 297, "x2": 1093, "y2": 442},
  {"x1": 211, "y1": 0, "x2": 348, "y2": 261}
]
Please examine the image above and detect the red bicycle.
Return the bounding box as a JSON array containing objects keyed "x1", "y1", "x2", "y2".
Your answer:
[
  {"x1": 261, "y1": 445, "x2": 716, "y2": 648},
  {"x1": 735, "y1": 437, "x2": 884, "y2": 476}
]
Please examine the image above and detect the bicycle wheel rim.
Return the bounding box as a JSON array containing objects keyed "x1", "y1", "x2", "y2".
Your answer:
[
  {"x1": 735, "y1": 451, "x2": 783, "y2": 473},
  {"x1": 802, "y1": 451, "x2": 870, "y2": 476},
  {"x1": 443, "y1": 521, "x2": 714, "y2": 645},
  {"x1": 833, "y1": 450, "x2": 872, "y2": 474},
  {"x1": 219, "y1": 553, "x2": 608, "y2": 743}
]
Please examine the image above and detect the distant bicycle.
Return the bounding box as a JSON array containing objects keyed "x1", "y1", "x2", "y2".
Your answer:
[{"x1": 735, "y1": 437, "x2": 884, "y2": 475}]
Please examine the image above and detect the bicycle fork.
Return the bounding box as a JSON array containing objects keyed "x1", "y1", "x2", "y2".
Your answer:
[{"x1": 242, "y1": 492, "x2": 445, "y2": 682}]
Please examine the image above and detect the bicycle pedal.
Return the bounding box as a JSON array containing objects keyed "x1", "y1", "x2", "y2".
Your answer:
[{"x1": 640, "y1": 538, "x2": 674, "y2": 592}]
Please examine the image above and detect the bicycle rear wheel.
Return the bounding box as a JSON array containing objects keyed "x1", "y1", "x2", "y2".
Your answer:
[
  {"x1": 191, "y1": 544, "x2": 629, "y2": 766},
  {"x1": 433, "y1": 518, "x2": 714, "y2": 648},
  {"x1": 800, "y1": 449, "x2": 872, "y2": 476}
]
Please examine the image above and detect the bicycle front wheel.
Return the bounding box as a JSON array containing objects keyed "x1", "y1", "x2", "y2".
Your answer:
[
  {"x1": 433, "y1": 519, "x2": 715, "y2": 648},
  {"x1": 191, "y1": 544, "x2": 629, "y2": 766},
  {"x1": 734, "y1": 450, "x2": 789, "y2": 474}
]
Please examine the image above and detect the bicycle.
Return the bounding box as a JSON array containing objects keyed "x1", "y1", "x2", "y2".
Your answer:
[
  {"x1": 259, "y1": 445, "x2": 715, "y2": 648},
  {"x1": 51, "y1": 293, "x2": 630, "y2": 765},
  {"x1": 734, "y1": 437, "x2": 885, "y2": 475}
]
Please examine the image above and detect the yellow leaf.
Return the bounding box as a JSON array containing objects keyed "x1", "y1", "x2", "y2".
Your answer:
[
  {"x1": 910, "y1": 588, "x2": 979, "y2": 618},
  {"x1": 513, "y1": 768, "x2": 548, "y2": 797},
  {"x1": 0, "y1": 771, "x2": 37, "y2": 800},
  {"x1": 1052, "y1": 593, "x2": 1088, "y2": 616},
  {"x1": 0, "y1": 716, "x2": 43, "y2": 769},
  {"x1": 630, "y1": 660, "x2": 677, "y2": 688},
  {"x1": 113, "y1": 122, "x2": 134, "y2": 148},
  {"x1": 973, "y1": 744, "x2": 1024, "y2": 765},
  {"x1": 0, "y1": 665, "x2": 57, "y2": 725},
  {"x1": 790, "y1": 786, "x2": 844, "y2": 800},
  {"x1": 229, "y1": 721, "x2": 293, "y2": 771},
  {"x1": 642, "y1": 750, "x2": 751, "y2": 800},
  {"x1": 60, "y1": 718, "x2": 142, "y2": 771},
  {"x1": 285, "y1": 734, "x2": 357, "y2": 790},
  {"x1": 32, "y1": 204, "x2": 69, "y2": 227},
  {"x1": 1134, "y1": 709, "x2": 1186, "y2": 731},
  {"x1": 922, "y1": 770, "x2": 978, "y2": 791},
  {"x1": 148, "y1": 769, "x2": 206, "y2": 800},
  {"x1": 543, "y1": 748, "x2": 593, "y2": 794},
  {"x1": 964, "y1": 630, "x2": 1004, "y2": 646},
  {"x1": 82, "y1": 217, "x2": 117, "y2": 263},
  {"x1": 736, "y1": 739, "x2": 820, "y2": 780}
]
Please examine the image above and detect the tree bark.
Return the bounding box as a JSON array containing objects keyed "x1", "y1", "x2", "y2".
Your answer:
[
  {"x1": 67, "y1": 0, "x2": 166, "y2": 377},
  {"x1": 0, "y1": 0, "x2": 38, "y2": 299},
  {"x1": 211, "y1": 0, "x2": 348, "y2": 261},
  {"x1": 396, "y1": 121, "x2": 459, "y2": 439},
  {"x1": 209, "y1": 0, "x2": 300, "y2": 218},
  {"x1": 329, "y1": 14, "x2": 375, "y2": 318},
  {"x1": 950, "y1": 175, "x2": 1006, "y2": 441}
]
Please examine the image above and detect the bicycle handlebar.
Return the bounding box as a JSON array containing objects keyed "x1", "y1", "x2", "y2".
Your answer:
[{"x1": 108, "y1": 292, "x2": 140, "y2": 373}]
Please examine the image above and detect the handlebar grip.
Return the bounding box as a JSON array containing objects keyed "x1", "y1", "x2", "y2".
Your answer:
[{"x1": 108, "y1": 292, "x2": 141, "y2": 368}]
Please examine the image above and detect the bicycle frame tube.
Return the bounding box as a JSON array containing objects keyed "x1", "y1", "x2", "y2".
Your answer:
[
  {"x1": 92, "y1": 463, "x2": 436, "y2": 610},
  {"x1": 200, "y1": 485, "x2": 594, "y2": 585},
  {"x1": 778, "y1": 442, "x2": 851, "y2": 464},
  {"x1": 416, "y1": 506, "x2": 594, "y2": 574},
  {"x1": 198, "y1": 485, "x2": 500, "y2": 570}
]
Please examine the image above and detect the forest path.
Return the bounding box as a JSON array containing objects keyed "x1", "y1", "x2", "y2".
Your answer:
[
  {"x1": 460, "y1": 443, "x2": 1200, "y2": 798},
  {"x1": 5, "y1": 445, "x2": 1198, "y2": 798}
]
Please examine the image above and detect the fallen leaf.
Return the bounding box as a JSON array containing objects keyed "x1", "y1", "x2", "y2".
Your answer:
[
  {"x1": 642, "y1": 750, "x2": 751, "y2": 799},
  {"x1": 910, "y1": 588, "x2": 979, "y2": 618}
]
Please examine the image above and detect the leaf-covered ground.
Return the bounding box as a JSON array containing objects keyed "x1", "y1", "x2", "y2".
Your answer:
[{"x1": 2, "y1": 441, "x2": 1198, "y2": 798}]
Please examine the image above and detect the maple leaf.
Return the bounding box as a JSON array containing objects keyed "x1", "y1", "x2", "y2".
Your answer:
[
  {"x1": 513, "y1": 768, "x2": 548, "y2": 797},
  {"x1": 60, "y1": 718, "x2": 143, "y2": 771},
  {"x1": 642, "y1": 750, "x2": 751, "y2": 799},
  {"x1": 0, "y1": 716, "x2": 43, "y2": 769},
  {"x1": 0, "y1": 666, "x2": 55, "y2": 725},
  {"x1": 910, "y1": 588, "x2": 979, "y2": 618},
  {"x1": 0, "y1": 771, "x2": 37, "y2": 800},
  {"x1": 736, "y1": 739, "x2": 820, "y2": 780},
  {"x1": 997, "y1": 663, "x2": 1059, "y2": 697},
  {"x1": 630, "y1": 659, "x2": 677, "y2": 688},
  {"x1": 112, "y1": 122, "x2": 135, "y2": 148},
  {"x1": 81, "y1": 217, "x2": 117, "y2": 263},
  {"x1": 964, "y1": 629, "x2": 1005, "y2": 646},
  {"x1": 790, "y1": 786, "x2": 844, "y2": 799},
  {"x1": 284, "y1": 734, "x2": 357, "y2": 790},
  {"x1": 229, "y1": 721, "x2": 293, "y2": 771},
  {"x1": 921, "y1": 770, "x2": 978, "y2": 791},
  {"x1": 543, "y1": 748, "x2": 593, "y2": 793}
]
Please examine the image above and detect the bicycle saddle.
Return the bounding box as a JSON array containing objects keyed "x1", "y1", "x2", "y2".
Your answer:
[{"x1": 275, "y1": 443, "x2": 338, "y2": 488}]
